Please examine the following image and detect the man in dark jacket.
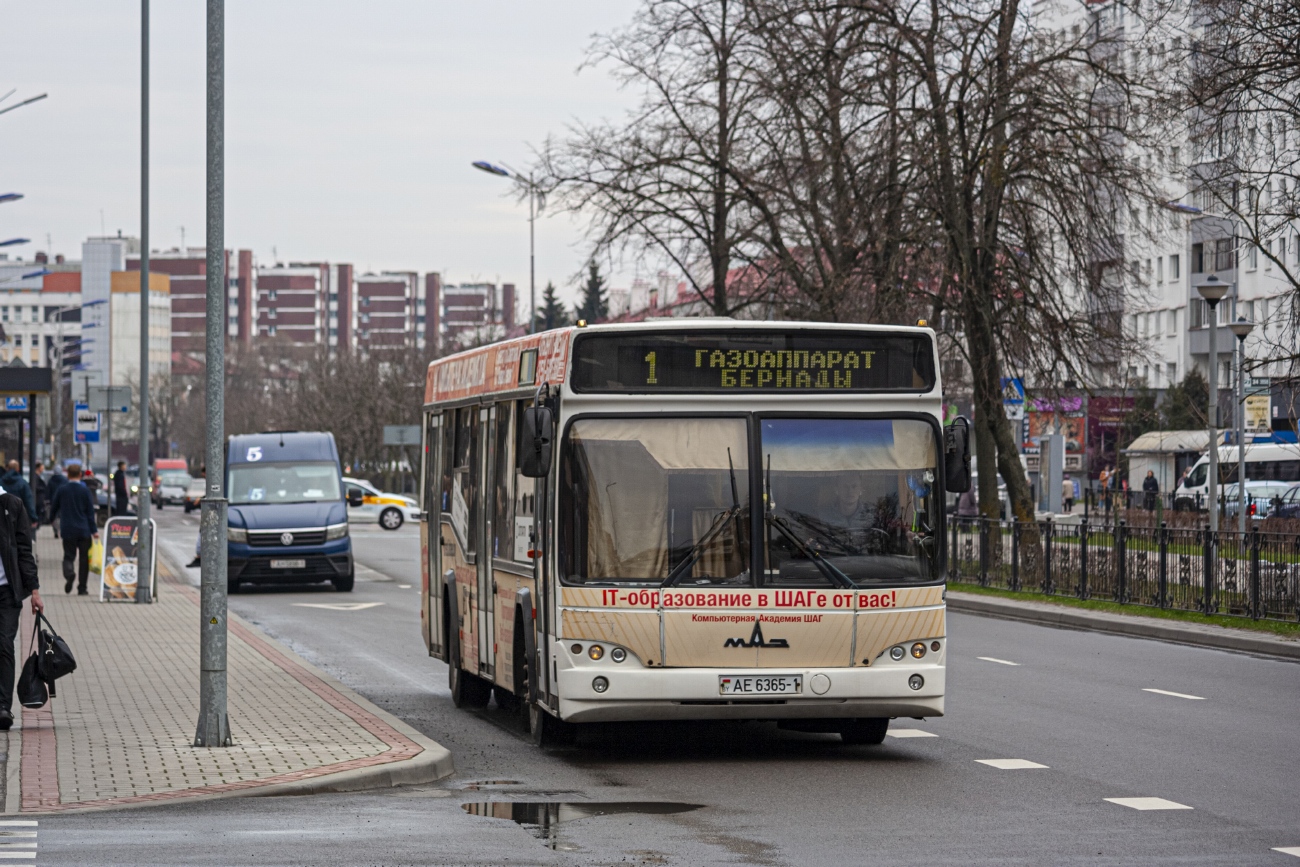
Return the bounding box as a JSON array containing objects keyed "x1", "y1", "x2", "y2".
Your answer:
[
  {"x1": 32, "y1": 462, "x2": 47, "y2": 529},
  {"x1": 1142, "y1": 470, "x2": 1160, "y2": 511},
  {"x1": 113, "y1": 460, "x2": 129, "y2": 516},
  {"x1": 45, "y1": 467, "x2": 65, "y2": 538},
  {"x1": 0, "y1": 462, "x2": 35, "y2": 525},
  {"x1": 0, "y1": 488, "x2": 42, "y2": 730},
  {"x1": 49, "y1": 465, "x2": 99, "y2": 595}
]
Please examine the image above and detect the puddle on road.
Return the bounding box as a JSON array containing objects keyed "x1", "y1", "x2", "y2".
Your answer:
[{"x1": 461, "y1": 801, "x2": 704, "y2": 850}]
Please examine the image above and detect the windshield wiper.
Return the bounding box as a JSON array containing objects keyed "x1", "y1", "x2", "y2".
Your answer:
[
  {"x1": 663, "y1": 447, "x2": 747, "y2": 588},
  {"x1": 764, "y1": 513, "x2": 855, "y2": 589}
]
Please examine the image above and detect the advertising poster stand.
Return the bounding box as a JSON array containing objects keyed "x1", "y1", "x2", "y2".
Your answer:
[{"x1": 100, "y1": 516, "x2": 158, "y2": 603}]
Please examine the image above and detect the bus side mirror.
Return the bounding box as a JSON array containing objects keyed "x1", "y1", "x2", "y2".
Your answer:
[
  {"x1": 346, "y1": 489, "x2": 364, "y2": 508},
  {"x1": 945, "y1": 416, "x2": 971, "y2": 493},
  {"x1": 520, "y1": 406, "x2": 553, "y2": 478}
]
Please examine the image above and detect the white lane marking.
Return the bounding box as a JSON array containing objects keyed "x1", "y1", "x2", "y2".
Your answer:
[
  {"x1": 1142, "y1": 688, "x2": 1205, "y2": 700},
  {"x1": 977, "y1": 656, "x2": 1020, "y2": 666},
  {"x1": 1273, "y1": 847, "x2": 1300, "y2": 857},
  {"x1": 887, "y1": 729, "x2": 938, "y2": 739},
  {"x1": 0, "y1": 824, "x2": 36, "y2": 828},
  {"x1": 398, "y1": 584, "x2": 412, "y2": 589},
  {"x1": 975, "y1": 758, "x2": 1048, "y2": 770},
  {"x1": 291, "y1": 602, "x2": 385, "y2": 612},
  {"x1": 0, "y1": 833, "x2": 36, "y2": 837},
  {"x1": 0, "y1": 853, "x2": 37, "y2": 859},
  {"x1": 1105, "y1": 797, "x2": 1193, "y2": 811}
]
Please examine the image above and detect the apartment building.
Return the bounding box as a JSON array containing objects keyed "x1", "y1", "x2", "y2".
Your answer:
[
  {"x1": 439, "y1": 282, "x2": 515, "y2": 348},
  {"x1": 355, "y1": 271, "x2": 421, "y2": 351}
]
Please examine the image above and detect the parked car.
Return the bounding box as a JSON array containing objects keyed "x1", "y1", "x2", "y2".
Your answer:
[
  {"x1": 1222, "y1": 481, "x2": 1291, "y2": 520},
  {"x1": 1270, "y1": 483, "x2": 1300, "y2": 519},
  {"x1": 342, "y1": 477, "x2": 419, "y2": 530},
  {"x1": 184, "y1": 477, "x2": 206, "y2": 513}
]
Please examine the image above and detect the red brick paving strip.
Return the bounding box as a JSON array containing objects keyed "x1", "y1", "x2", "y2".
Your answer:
[{"x1": 20, "y1": 567, "x2": 426, "y2": 813}]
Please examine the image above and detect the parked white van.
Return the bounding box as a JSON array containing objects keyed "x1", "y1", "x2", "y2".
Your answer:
[{"x1": 1174, "y1": 442, "x2": 1300, "y2": 510}]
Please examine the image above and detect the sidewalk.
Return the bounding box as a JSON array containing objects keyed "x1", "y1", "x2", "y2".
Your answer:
[{"x1": 6, "y1": 531, "x2": 452, "y2": 814}]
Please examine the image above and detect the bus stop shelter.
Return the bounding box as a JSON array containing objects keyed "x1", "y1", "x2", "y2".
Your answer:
[{"x1": 0, "y1": 367, "x2": 53, "y2": 489}]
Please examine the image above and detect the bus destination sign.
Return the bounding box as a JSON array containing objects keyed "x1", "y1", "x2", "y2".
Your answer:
[{"x1": 571, "y1": 330, "x2": 935, "y2": 393}]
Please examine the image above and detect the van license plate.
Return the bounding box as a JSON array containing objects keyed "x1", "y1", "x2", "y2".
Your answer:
[
  {"x1": 719, "y1": 675, "x2": 802, "y2": 696},
  {"x1": 270, "y1": 559, "x2": 306, "y2": 569}
]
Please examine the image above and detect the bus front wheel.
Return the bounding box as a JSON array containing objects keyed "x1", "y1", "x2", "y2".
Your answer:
[
  {"x1": 527, "y1": 703, "x2": 574, "y2": 748},
  {"x1": 839, "y1": 718, "x2": 889, "y2": 745},
  {"x1": 450, "y1": 662, "x2": 492, "y2": 709}
]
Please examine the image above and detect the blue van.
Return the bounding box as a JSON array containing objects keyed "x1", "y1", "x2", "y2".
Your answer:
[{"x1": 225, "y1": 431, "x2": 354, "y2": 592}]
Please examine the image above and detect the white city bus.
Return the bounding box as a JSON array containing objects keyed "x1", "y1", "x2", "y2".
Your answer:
[{"x1": 417, "y1": 320, "x2": 970, "y2": 746}]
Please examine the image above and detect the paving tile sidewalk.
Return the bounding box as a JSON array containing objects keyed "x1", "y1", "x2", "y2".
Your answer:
[{"x1": 7, "y1": 531, "x2": 452, "y2": 814}]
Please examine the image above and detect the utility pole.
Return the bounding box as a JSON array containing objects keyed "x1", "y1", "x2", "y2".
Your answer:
[
  {"x1": 137, "y1": 0, "x2": 153, "y2": 604},
  {"x1": 195, "y1": 0, "x2": 230, "y2": 748}
]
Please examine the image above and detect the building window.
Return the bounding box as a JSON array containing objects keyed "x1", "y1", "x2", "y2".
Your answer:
[
  {"x1": 1191, "y1": 244, "x2": 1203, "y2": 274},
  {"x1": 268, "y1": 308, "x2": 277, "y2": 320},
  {"x1": 1214, "y1": 238, "x2": 1233, "y2": 271},
  {"x1": 1248, "y1": 245, "x2": 1258, "y2": 269},
  {"x1": 1170, "y1": 254, "x2": 1180, "y2": 280},
  {"x1": 361, "y1": 296, "x2": 370, "y2": 307},
  {"x1": 268, "y1": 326, "x2": 277, "y2": 336},
  {"x1": 268, "y1": 290, "x2": 277, "y2": 301},
  {"x1": 1167, "y1": 362, "x2": 1177, "y2": 383},
  {"x1": 1168, "y1": 308, "x2": 1178, "y2": 335}
]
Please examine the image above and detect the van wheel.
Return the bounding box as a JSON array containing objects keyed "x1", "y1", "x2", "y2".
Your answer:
[
  {"x1": 839, "y1": 718, "x2": 889, "y2": 745},
  {"x1": 450, "y1": 662, "x2": 492, "y2": 708},
  {"x1": 379, "y1": 508, "x2": 403, "y2": 530},
  {"x1": 332, "y1": 569, "x2": 355, "y2": 592}
]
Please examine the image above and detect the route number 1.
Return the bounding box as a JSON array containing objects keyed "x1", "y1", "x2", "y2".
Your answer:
[{"x1": 645, "y1": 351, "x2": 657, "y2": 385}]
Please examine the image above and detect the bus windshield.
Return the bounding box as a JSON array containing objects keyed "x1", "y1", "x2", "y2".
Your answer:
[
  {"x1": 762, "y1": 418, "x2": 939, "y2": 586},
  {"x1": 561, "y1": 417, "x2": 750, "y2": 586},
  {"x1": 227, "y1": 462, "x2": 342, "y2": 506}
]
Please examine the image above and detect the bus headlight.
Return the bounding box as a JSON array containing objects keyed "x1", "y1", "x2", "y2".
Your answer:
[
  {"x1": 890, "y1": 646, "x2": 905, "y2": 661},
  {"x1": 588, "y1": 645, "x2": 604, "y2": 661},
  {"x1": 226, "y1": 527, "x2": 247, "y2": 543},
  {"x1": 911, "y1": 642, "x2": 927, "y2": 659},
  {"x1": 592, "y1": 676, "x2": 609, "y2": 693},
  {"x1": 325, "y1": 522, "x2": 349, "y2": 541},
  {"x1": 909, "y1": 675, "x2": 924, "y2": 690}
]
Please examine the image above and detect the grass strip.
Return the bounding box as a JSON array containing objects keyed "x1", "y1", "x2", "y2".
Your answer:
[{"x1": 948, "y1": 581, "x2": 1300, "y2": 638}]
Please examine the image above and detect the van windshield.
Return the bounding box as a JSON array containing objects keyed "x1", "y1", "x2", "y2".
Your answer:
[{"x1": 228, "y1": 462, "x2": 342, "y2": 506}]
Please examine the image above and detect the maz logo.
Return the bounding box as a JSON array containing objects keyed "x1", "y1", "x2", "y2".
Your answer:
[{"x1": 724, "y1": 620, "x2": 789, "y2": 649}]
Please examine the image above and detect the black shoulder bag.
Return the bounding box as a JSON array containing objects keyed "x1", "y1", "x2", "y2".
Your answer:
[
  {"x1": 37, "y1": 613, "x2": 77, "y2": 690},
  {"x1": 17, "y1": 622, "x2": 47, "y2": 708}
]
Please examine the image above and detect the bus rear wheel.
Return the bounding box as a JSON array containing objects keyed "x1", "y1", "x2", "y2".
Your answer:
[
  {"x1": 450, "y1": 662, "x2": 492, "y2": 709},
  {"x1": 839, "y1": 718, "x2": 889, "y2": 745}
]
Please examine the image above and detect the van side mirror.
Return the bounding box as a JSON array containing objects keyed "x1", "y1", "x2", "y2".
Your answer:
[
  {"x1": 346, "y1": 488, "x2": 364, "y2": 508},
  {"x1": 945, "y1": 416, "x2": 972, "y2": 493},
  {"x1": 519, "y1": 406, "x2": 554, "y2": 478}
]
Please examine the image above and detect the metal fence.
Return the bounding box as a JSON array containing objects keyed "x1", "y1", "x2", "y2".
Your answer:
[{"x1": 949, "y1": 517, "x2": 1300, "y2": 622}]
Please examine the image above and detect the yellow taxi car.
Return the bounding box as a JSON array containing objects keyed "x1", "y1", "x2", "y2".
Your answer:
[{"x1": 342, "y1": 476, "x2": 420, "y2": 530}]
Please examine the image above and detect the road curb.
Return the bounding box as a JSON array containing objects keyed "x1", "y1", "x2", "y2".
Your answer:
[
  {"x1": 948, "y1": 591, "x2": 1300, "y2": 661},
  {"x1": 16, "y1": 544, "x2": 455, "y2": 813}
]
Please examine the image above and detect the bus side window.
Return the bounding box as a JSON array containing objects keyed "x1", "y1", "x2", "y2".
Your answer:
[
  {"x1": 492, "y1": 402, "x2": 515, "y2": 560},
  {"x1": 440, "y1": 410, "x2": 455, "y2": 515},
  {"x1": 422, "y1": 412, "x2": 439, "y2": 518},
  {"x1": 452, "y1": 408, "x2": 480, "y2": 555}
]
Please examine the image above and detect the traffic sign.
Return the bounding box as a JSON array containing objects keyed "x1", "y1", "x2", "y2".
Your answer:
[
  {"x1": 4, "y1": 396, "x2": 27, "y2": 411},
  {"x1": 383, "y1": 425, "x2": 421, "y2": 446},
  {"x1": 72, "y1": 370, "x2": 101, "y2": 405},
  {"x1": 74, "y1": 402, "x2": 100, "y2": 443},
  {"x1": 88, "y1": 385, "x2": 131, "y2": 413}
]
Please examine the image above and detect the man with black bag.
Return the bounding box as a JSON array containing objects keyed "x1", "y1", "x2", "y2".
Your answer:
[{"x1": 0, "y1": 487, "x2": 42, "y2": 730}]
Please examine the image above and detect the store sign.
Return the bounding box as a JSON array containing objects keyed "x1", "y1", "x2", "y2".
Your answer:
[{"x1": 99, "y1": 517, "x2": 157, "y2": 602}]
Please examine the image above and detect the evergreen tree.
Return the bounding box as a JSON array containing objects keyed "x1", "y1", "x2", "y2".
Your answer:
[
  {"x1": 1160, "y1": 369, "x2": 1209, "y2": 431},
  {"x1": 574, "y1": 261, "x2": 609, "y2": 323},
  {"x1": 533, "y1": 282, "x2": 572, "y2": 331}
]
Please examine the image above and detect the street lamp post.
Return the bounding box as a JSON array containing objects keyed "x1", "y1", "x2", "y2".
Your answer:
[
  {"x1": 1228, "y1": 316, "x2": 1256, "y2": 535},
  {"x1": 1195, "y1": 276, "x2": 1229, "y2": 532},
  {"x1": 137, "y1": 0, "x2": 153, "y2": 604},
  {"x1": 472, "y1": 161, "x2": 536, "y2": 334}
]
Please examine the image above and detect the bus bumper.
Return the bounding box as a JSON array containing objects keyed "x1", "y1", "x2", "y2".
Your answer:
[{"x1": 555, "y1": 657, "x2": 945, "y2": 723}]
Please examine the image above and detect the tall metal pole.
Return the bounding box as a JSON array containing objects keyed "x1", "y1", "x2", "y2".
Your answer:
[
  {"x1": 136, "y1": 0, "x2": 153, "y2": 604},
  {"x1": 1236, "y1": 335, "x2": 1246, "y2": 535},
  {"x1": 528, "y1": 173, "x2": 535, "y2": 334},
  {"x1": 1207, "y1": 300, "x2": 1219, "y2": 532},
  {"x1": 195, "y1": 0, "x2": 230, "y2": 748}
]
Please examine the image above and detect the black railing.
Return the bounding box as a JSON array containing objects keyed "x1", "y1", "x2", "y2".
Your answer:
[{"x1": 948, "y1": 517, "x2": 1300, "y2": 623}]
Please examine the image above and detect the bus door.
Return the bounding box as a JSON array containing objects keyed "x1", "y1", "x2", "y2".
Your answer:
[
  {"x1": 477, "y1": 404, "x2": 495, "y2": 678},
  {"x1": 422, "y1": 409, "x2": 442, "y2": 657}
]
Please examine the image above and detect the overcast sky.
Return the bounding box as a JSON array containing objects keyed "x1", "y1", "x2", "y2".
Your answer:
[{"x1": 0, "y1": 1, "x2": 641, "y2": 309}]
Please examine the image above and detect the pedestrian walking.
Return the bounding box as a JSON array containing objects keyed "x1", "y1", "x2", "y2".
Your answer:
[
  {"x1": 1063, "y1": 474, "x2": 1075, "y2": 513},
  {"x1": 33, "y1": 462, "x2": 47, "y2": 531},
  {"x1": 1142, "y1": 470, "x2": 1159, "y2": 511},
  {"x1": 0, "y1": 461, "x2": 36, "y2": 526},
  {"x1": 113, "y1": 460, "x2": 129, "y2": 516},
  {"x1": 49, "y1": 465, "x2": 99, "y2": 596},
  {"x1": 0, "y1": 485, "x2": 42, "y2": 730},
  {"x1": 45, "y1": 466, "x2": 66, "y2": 539}
]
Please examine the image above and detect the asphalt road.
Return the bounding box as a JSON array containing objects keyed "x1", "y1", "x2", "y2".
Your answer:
[{"x1": 29, "y1": 509, "x2": 1300, "y2": 866}]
